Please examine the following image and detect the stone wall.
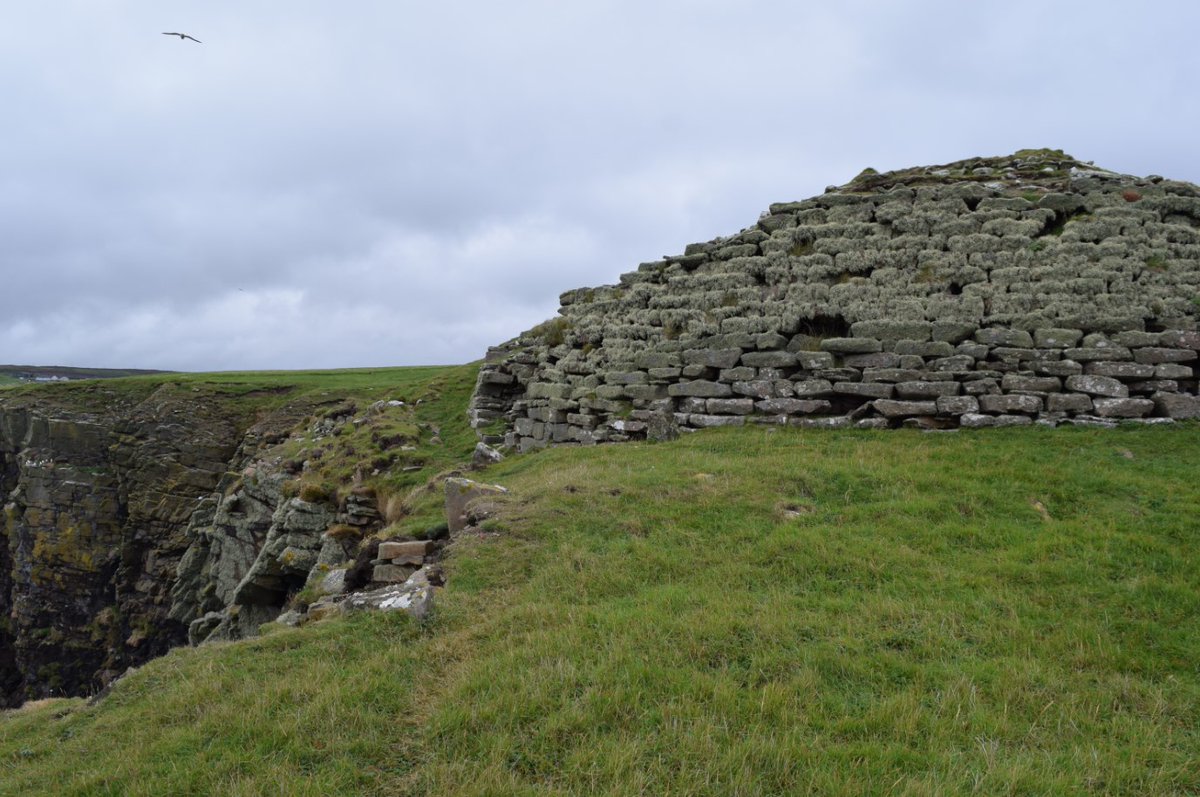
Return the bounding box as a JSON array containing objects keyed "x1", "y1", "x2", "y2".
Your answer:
[{"x1": 470, "y1": 151, "x2": 1200, "y2": 448}]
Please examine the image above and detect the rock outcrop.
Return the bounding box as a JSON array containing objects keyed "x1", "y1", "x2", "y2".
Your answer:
[
  {"x1": 0, "y1": 381, "x2": 448, "y2": 707},
  {"x1": 0, "y1": 384, "x2": 256, "y2": 705},
  {"x1": 471, "y1": 150, "x2": 1200, "y2": 446}
]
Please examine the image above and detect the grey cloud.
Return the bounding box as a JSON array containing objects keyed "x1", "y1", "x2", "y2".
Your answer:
[{"x1": 2, "y1": 1, "x2": 1199, "y2": 370}]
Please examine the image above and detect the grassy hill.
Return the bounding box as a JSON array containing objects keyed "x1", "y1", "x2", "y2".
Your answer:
[{"x1": 1, "y1": 367, "x2": 1198, "y2": 795}]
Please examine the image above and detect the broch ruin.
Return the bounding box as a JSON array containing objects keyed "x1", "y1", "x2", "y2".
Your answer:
[
  {"x1": 469, "y1": 150, "x2": 1200, "y2": 448},
  {"x1": 1, "y1": 149, "x2": 1198, "y2": 707}
]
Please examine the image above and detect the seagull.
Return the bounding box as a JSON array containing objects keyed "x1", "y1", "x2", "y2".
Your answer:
[{"x1": 162, "y1": 32, "x2": 202, "y2": 43}]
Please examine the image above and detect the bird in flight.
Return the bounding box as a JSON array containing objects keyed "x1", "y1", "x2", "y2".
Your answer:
[{"x1": 162, "y1": 32, "x2": 202, "y2": 43}]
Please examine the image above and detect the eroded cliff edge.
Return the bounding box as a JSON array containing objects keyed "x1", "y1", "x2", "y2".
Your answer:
[
  {"x1": 0, "y1": 383, "x2": 258, "y2": 704},
  {"x1": 470, "y1": 150, "x2": 1200, "y2": 446},
  {"x1": 0, "y1": 370, "x2": 471, "y2": 708}
]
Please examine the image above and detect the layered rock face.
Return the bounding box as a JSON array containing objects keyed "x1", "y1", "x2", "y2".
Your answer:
[
  {"x1": 471, "y1": 151, "x2": 1200, "y2": 446},
  {"x1": 0, "y1": 384, "x2": 379, "y2": 707},
  {"x1": 0, "y1": 387, "x2": 248, "y2": 705}
]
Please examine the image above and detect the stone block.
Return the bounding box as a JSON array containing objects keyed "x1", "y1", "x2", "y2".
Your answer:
[
  {"x1": 962, "y1": 378, "x2": 1000, "y2": 395},
  {"x1": 1064, "y1": 374, "x2": 1128, "y2": 398},
  {"x1": 741, "y1": 351, "x2": 798, "y2": 368},
  {"x1": 813, "y1": 368, "x2": 861, "y2": 382},
  {"x1": 1091, "y1": 398, "x2": 1154, "y2": 418},
  {"x1": 754, "y1": 398, "x2": 831, "y2": 415},
  {"x1": 1112, "y1": 331, "x2": 1162, "y2": 348},
  {"x1": 959, "y1": 413, "x2": 996, "y2": 428},
  {"x1": 1000, "y1": 375, "x2": 1062, "y2": 393},
  {"x1": 1160, "y1": 329, "x2": 1200, "y2": 349},
  {"x1": 896, "y1": 380, "x2": 961, "y2": 398},
  {"x1": 668, "y1": 380, "x2": 733, "y2": 398},
  {"x1": 791, "y1": 379, "x2": 835, "y2": 398},
  {"x1": 1033, "y1": 360, "x2": 1083, "y2": 377},
  {"x1": 849, "y1": 320, "x2": 932, "y2": 340},
  {"x1": 688, "y1": 414, "x2": 746, "y2": 428},
  {"x1": 1152, "y1": 392, "x2": 1200, "y2": 419},
  {"x1": 729, "y1": 379, "x2": 774, "y2": 399},
  {"x1": 1155, "y1": 364, "x2": 1193, "y2": 379},
  {"x1": 1084, "y1": 362, "x2": 1155, "y2": 379},
  {"x1": 346, "y1": 581, "x2": 435, "y2": 621},
  {"x1": 566, "y1": 413, "x2": 598, "y2": 429},
  {"x1": 1034, "y1": 328, "x2": 1084, "y2": 348},
  {"x1": 1133, "y1": 347, "x2": 1197, "y2": 364},
  {"x1": 1047, "y1": 393, "x2": 1093, "y2": 413},
  {"x1": 636, "y1": 352, "x2": 682, "y2": 369},
  {"x1": 604, "y1": 371, "x2": 648, "y2": 385},
  {"x1": 936, "y1": 395, "x2": 979, "y2": 415},
  {"x1": 373, "y1": 564, "x2": 418, "y2": 584},
  {"x1": 820, "y1": 337, "x2": 882, "y2": 354},
  {"x1": 445, "y1": 478, "x2": 509, "y2": 534},
  {"x1": 992, "y1": 347, "x2": 1060, "y2": 363},
  {"x1": 978, "y1": 394, "x2": 1043, "y2": 414},
  {"x1": 526, "y1": 382, "x2": 573, "y2": 400},
  {"x1": 647, "y1": 367, "x2": 683, "y2": 380},
  {"x1": 481, "y1": 370, "x2": 516, "y2": 385},
  {"x1": 1063, "y1": 347, "x2": 1133, "y2": 362},
  {"x1": 862, "y1": 368, "x2": 924, "y2": 383},
  {"x1": 621, "y1": 385, "x2": 666, "y2": 401},
  {"x1": 793, "y1": 417, "x2": 852, "y2": 429},
  {"x1": 834, "y1": 382, "x2": 894, "y2": 399},
  {"x1": 679, "y1": 397, "x2": 707, "y2": 413},
  {"x1": 719, "y1": 366, "x2": 757, "y2": 382},
  {"x1": 843, "y1": 352, "x2": 901, "y2": 369},
  {"x1": 378, "y1": 540, "x2": 434, "y2": 561},
  {"x1": 873, "y1": 400, "x2": 938, "y2": 418},
  {"x1": 755, "y1": 332, "x2": 790, "y2": 350},
  {"x1": 956, "y1": 342, "x2": 990, "y2": 360},
  {"x1": 892, "y1": 340, "x2": 956, "y2": 358},
  {"x1": 929, "y1": 355, "x2": 978, "y2": 372},
  {"x1": 1129, "y1": 380, "x2": 1178, "y2": 394},
  {"x1": 931, "y1": 322, "x2": 977, "y2": 343},
  {"x1": 962, "y1": 413, "x2": 1033, "y2": 427},
  {"x1": 683, "y1": 348, "x2": 744, "y2": 369},
  {"x1": 706, "y1": 398, "x2": 756, "y2": 415},
  {"x1": 975, "y1": 328, "x2": 1034, "y2": 347},
  {"x1": 794, "y1": 351, "x2": 835, "y2": 369}
]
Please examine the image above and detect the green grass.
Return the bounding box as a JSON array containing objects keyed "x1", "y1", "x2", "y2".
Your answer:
[{"x1": 3, "y1": 424, "x2": 1200, "y2": 795}]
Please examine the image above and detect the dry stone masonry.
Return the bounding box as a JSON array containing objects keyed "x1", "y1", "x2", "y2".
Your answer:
[{"x1": 471, "y1": 150, "x2": 1200, "y2": 447}]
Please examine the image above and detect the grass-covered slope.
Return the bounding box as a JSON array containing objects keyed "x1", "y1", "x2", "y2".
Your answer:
[{"x1": 3, "y1": 424, "x2": 1199, "y2": 795}]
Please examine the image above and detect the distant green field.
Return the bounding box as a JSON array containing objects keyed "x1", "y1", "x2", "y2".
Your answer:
[{"x1": 3, "y1": 422, "x2": 1198, "y2": 795}]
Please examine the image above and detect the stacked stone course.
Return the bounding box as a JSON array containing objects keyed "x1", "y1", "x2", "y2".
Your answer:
[{"x1": 470, "y1": 151, "x2": 1200, "y2": 448}]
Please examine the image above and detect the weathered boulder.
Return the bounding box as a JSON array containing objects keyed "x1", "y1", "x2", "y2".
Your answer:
[{"x1": 444, "y1": 478, "x2": 509, "y2": 534}]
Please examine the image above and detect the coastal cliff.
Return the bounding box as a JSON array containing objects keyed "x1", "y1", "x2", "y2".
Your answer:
[{"x1": 0, "y1": 367, "x2": 476, "y2": 707}]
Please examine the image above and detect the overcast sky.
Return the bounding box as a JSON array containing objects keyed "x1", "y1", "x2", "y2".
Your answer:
[{"x1": 3, "y1": 2, "x2": 1198, "y2": 371}]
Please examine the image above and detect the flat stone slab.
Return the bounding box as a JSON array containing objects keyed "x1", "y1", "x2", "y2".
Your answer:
[
  {"x1": 977, "y1": 394, "x2": 1043, "y2": 414},
  {"x1": 345, "y1": 581, "x2": 435, "y2": 621},
  {"x1": 1091, "y1": 398, "x2": 1155, "y2": 418},
  {"x1": 1152, "y1": 393, "x2": 1200, "y2": 419},
  {"x1": 373, "y1": 563, "x2": 418, "y2": 583},
  {"x1": 1065, "y1": 374, "x2": 1128, "y2": 398},
  {"x1": 873, "y1": 400, "x2": 938, "y2": 418},
  {"x1": 445, "y1": 478, "x2": 509, "y2": 534},
  {"x1": 668, "y1": 380, "x2": 733, "y2": 398}
]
